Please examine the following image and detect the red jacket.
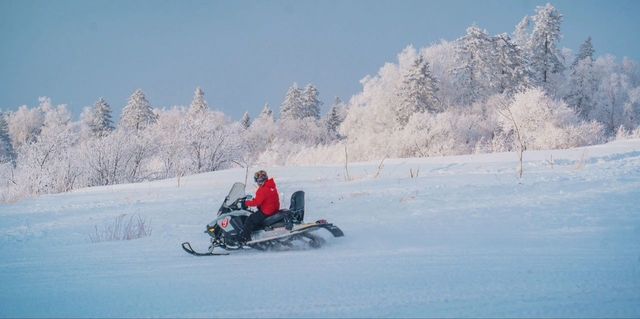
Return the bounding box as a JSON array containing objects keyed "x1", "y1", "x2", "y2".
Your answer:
[{"x1": 245, "y1": 178, "x2": 280, "y2": 216}]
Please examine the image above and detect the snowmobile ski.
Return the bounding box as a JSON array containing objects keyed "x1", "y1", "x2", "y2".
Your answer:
[{"x1": 181, "y1": 242, "x2": 229, "y2": 256}]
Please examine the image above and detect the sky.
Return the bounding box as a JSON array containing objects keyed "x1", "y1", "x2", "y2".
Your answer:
[{"x1": 1, "y1": 0, "x2": 639, "y2": 121}]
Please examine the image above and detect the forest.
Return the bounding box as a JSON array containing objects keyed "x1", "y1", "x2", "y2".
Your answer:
[{"x1": 1, "y1": 3, "x2": 639, "y2": 202}]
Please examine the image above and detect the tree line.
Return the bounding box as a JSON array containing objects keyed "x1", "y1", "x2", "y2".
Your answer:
[{"x1": 1, "y1": 3, "x2": 639, "y2": 201}]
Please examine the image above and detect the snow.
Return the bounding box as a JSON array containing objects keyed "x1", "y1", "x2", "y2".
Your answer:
[{"x1": 1, "y1": 139, "x2": 640, "y2": 317}]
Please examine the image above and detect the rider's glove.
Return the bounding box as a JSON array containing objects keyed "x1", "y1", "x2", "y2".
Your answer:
[{"x1": 241, "y1": 200, "x2": 248, "y2": 210}]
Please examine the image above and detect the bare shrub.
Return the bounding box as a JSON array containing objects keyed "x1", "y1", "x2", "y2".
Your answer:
[
  {"x1": 575, "y1": 150, "x2": 588, "y2": 171},
  {"x1": 546, "y1": 154, "x2": 555, "y2": 169},
  {"x1": 89, "y1": 214, "x2": 152, "y2": 243},
  {"x1": 344, "y1": 144, "x2": 351, "y2": 181},
  {"x1": 373, "y1": 157, "x2": 386, "y2": 179}
]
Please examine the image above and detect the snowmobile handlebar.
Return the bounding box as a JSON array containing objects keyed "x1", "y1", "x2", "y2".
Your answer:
[{"x1": 228, "y1": 196, "x2": 251, "y2": 210}]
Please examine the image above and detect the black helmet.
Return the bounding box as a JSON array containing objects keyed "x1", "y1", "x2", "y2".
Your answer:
[{"x1": 253, "y1": 170, "x2": 268, "y2": 185}]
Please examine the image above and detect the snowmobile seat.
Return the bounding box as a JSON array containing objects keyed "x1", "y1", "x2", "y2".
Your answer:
[
  {"x1": 262, "y1": 191, "x2": 305, "y2": 228},
  {"x1": 288, "y1": 191, "x2": 305, "y2": 223},
  {"x1": 263, "y1": 212, "x2": 286, "y2": 227}
]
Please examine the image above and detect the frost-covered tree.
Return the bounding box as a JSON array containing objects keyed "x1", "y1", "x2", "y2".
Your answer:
[
  {"x1": 422, "y1": 41, "x2": 459, "y2": 108},
  {"x1": 15, "y1": 104, "x2": 81, "y2": 194},
  {"x1": 339, "y1": 46, "x2": 415, "y2": 161},
  {"x1": 397, "y1": 104, "x2": 497, "y2": 158},
  {"x1": 566, "y1": 59, "x2": 597, "y2": 118},
  {"x1": 495, "y1": 88, "x2": 604, "y2": 150},
  {"x1": 147, "y1": 108, "x2": 188, "y2": 179},
  {"x1": 395, "y1": 53, "x2": 440, "y2": 125},
  {"x1": 590, "y1": 55, "x2": 640, "y2": 133},
  {"x1": 513, "y1": 16, "x2": 531, "y2": 50},
  {"x1": 1, "y1": 99, "x2": 85, "y2": 198},
  {"x1": 302, "y1": 84, "x2": 322, "y2": 119},
  {"x1": 622, "y1": 57, "x2": 640, "y2": 86},
  {"x1": 493, "y1": 33, "x2": 530, "y2": 95},
  {"x1": 260, "y1": 103, "x2": 273, "y2": 118},
  {"x1": 120, "y1": 89, "x2": 156, "y2": 131},
  {"x1": 7, "y1": 99, "x2": 47, "y2": 149},
  {"x1": 595, "y1": 72, "x2": 630, "y2": 134},
  {"x1": 572, "y1": 37, "x2": 595, "y2": 68},
  {"x1": 182, "y1": 86, "x2": 237, "y2": 173},
  {"x1": 241, "y1": 111, "x2": 251, "y2": 129},
  {"x1": 244, "y1": 106, "x2": 277, "y2": 163},
  {"x1": 126, "y1": 131, "x2": 157, "y2": 183},
  {"x1": 529, "y1": 3, "x2": 565, "y2": 85},
  {"x1": 81, "y1": 127, "x2": 155, "y2": 186},
  {"x1": 325, "y1": 97, "x2": 345, "y2": 139},
  {"x1": 280, "y1": 83, "x2": 322, "y2": 120},
  {"x1": 269, "y1": 84, "x2": 329, "y2": 163},
  {"x1": 182, "y1": 110, "x2": 241, "y2": 173},
  {"x1": 622, "y1": 87, "x2": 640, "y2": 131},
  {"x1": 452, "y1": 26, "x2": 494, "y2": 105},
  {"x1": 84, "y1": 97, "x2": 114, "y2": 138},
  {"x1": 109, "y1": 89, "x2": 158, "y2": 182},
  {"x1": 333, "y1": 96, "x2": 343, "y2": 108},
  {"x1": 280, "y1": 83, "x2": 304, "y2": 120},
  {"x1": 189, "y1": 87, "x2": 208, "y2": 114},
  {"x1": 565, "y1": 38, "x2": 597, "y2": 117},
  {"x1": 262, "y1": 117, "x2": 330, "y2": 164},
  {"x1": 79, "y1": 107, "x2": 94, "y2": 139},
  {"x1": 0, "y1": 111, "x2": 16, "y2": 165},
  {"x1": 81, "y1": 130, "x2": 129, "y2": 186},
  {"x1": 40, "y1": 104, "x2": 72, "y2": 139}
]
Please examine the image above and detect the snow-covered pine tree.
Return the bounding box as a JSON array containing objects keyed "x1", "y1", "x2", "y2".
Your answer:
[
  {"x1": 529, "y1": 3, "x2": 564, "y2": 85},
  {"x1": 0, "y1": 111, "x2": 16, "y2": 165},
  {"x1": 571, "y1": 37, "x2": 595, "y2": 68},
  {"x1": 622, "y1": 86, "x2": 640, "y2": 131},
  {"x1": 513, "y1": 16, "x2": 531, "y2": 50},
  {"x1": 89, "y1": 98, "x2": 114, "y2": 137},
  {"x1": 120, "y1": 89, "x2": 157, "y2": 131},
  {"x1": 241, "y1": 112, "x2": 251, "y2": 129},
  {"x1": 190, "y1": 87, "x2": 208, "y2": 114},
  {"x1": 302, "y1": 84, "x2": 322, "y2": 119},
  {"x1": 395, "y1": 53, "x2": 440, "y2": 125},
  {"x1": 492, "y1": 33, "x2": 530, "y2": 95},
  {"x1": 333, "y1": 96, "x2": 343, "y2": 106},
  {"x1": 260, "y1": 103, "x2": 273, "y2": 119},
  {"x1": 452, "y1": 26, "x2": 494, "y2": 105},
  {"x1": 325, "y1": 97, "x2": 345, "y2": 139},
  {"x1": 566, "y1": 37, "x2": 596, "y2": 117},
  {"x1": 280, "y1": 83, "x2": 304, "y2": 120}
]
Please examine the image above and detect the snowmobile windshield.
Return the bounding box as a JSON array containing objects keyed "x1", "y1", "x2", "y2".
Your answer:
[{"x1": 223, "y1": 182, "x2": 246, "y2": 207}]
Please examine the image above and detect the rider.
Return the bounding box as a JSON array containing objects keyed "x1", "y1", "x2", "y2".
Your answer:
[{"x1": 240, "y1": 170, "x2": 280, "y2": 243}]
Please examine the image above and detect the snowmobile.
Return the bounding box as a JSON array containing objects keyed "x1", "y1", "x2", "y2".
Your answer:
[{"x1": 181, "y1": 182, "x2": 344, "y2": 256}]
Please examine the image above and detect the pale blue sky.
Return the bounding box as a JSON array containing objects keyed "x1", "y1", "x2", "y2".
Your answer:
[{"x1": 1, "y1": 0, "x2": 639, "y2": 120}]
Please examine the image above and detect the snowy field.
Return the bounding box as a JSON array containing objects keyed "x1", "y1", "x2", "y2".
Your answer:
[{"x1": 1, "y1": 139, "x2": 640, "y2": 318}]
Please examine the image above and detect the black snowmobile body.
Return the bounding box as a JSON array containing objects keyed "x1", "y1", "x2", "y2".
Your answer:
[{"x1": 182, "y1": 182, "x2": 344, "y2": 256}]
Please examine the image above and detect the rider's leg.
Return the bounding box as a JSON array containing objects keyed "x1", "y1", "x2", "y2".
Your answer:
[{"x1": 241, "y1": 211, "x2": 266, "y2": 242}]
